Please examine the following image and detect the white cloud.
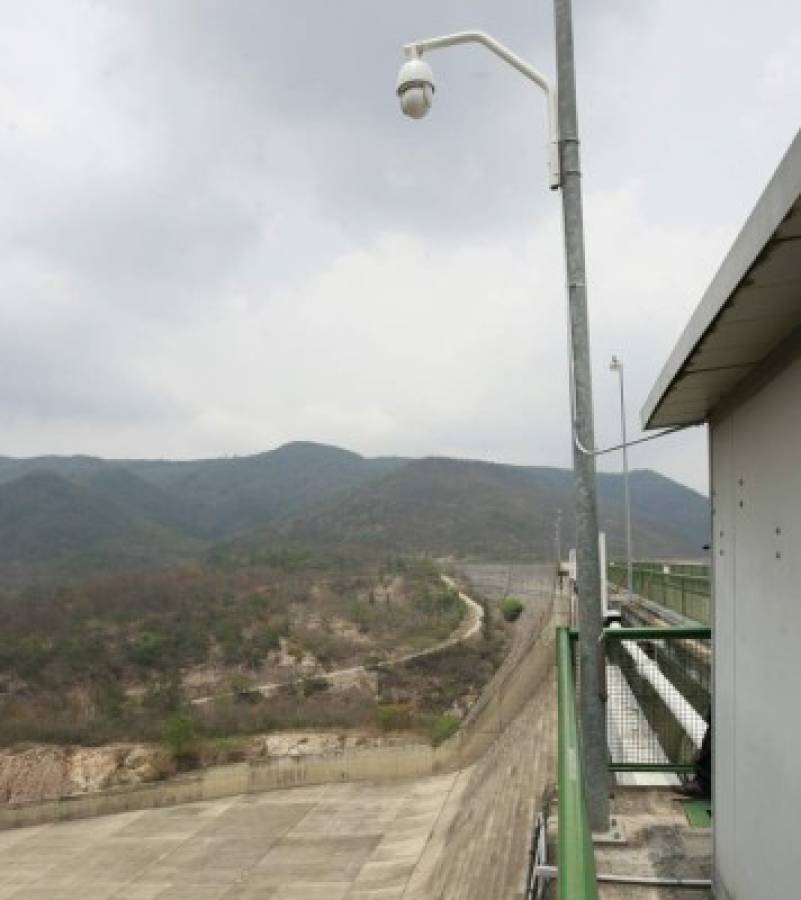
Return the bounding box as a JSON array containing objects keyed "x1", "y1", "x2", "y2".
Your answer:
[
  {"x1": 1, "y1": 0, "x2": 799, "y2": 499},
  {"x1": 0, "y1": 185, "x2": 716, "y2": 495}
]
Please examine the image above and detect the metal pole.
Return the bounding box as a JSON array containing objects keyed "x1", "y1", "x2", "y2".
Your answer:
[
  {"x1": 555, "y1": 508, "x2": 562, "y2": 564},
  {"x1": 614, "y1": 359, "x2": 634, "y2": 600},
  {"x1": 554, "y1": 0, "x2": 609, "y2": 830}
]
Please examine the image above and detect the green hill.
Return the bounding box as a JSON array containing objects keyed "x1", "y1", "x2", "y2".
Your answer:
[
  {"x1": 0, "y1": 443, "x2": 710, "y2": 584},
  {"x1": 249, "y1": 457, "x2": 709, "y2": 561},
  {"x1": 124, "y1": 441, "x2": 405, "y2": 536},
  {"x1": 0, "y1": 472, "x2": 199, "y2": 583},
  {"x1": 0, "y1": 442, "x2": 405, "y2": 540}
]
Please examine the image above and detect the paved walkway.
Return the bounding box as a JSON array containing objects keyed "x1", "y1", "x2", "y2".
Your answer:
[
  {"x1": 0, "y1": 774, "x2": 462, "y2": 899},
  {"x1": 595, "y1": 787, "x2": 713, "y2": 899}
]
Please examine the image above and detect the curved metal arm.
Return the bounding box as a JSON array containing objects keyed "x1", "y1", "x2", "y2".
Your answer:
[
  {"x1": 403, "y1": 31, "x2": 560, "y2": 189},
  {"x1": 562, "y1": 304, "x2": 700, "y2": 456},
  {"x1": 573, "y1": 423, "x2": 700, "y2": 458}
]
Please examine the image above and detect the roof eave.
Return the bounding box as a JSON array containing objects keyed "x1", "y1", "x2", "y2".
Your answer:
[{"x1": 642, "y1": 130, "x2": 801, "y2": 430}]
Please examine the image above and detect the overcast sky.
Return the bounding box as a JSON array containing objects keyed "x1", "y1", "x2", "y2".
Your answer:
[{"x1": 1, "y1": 1, "x2": 799, "y2": 493}]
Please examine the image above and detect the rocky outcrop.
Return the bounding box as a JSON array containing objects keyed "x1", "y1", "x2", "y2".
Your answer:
[
  {"x1": 0, "y1": 743, "x2": 160, "y2": 804},
  {"x1": 0, "y1": 729, "x2": 425, "y2": 806}
]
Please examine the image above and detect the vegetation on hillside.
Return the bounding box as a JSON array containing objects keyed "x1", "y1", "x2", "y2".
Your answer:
[
  {"x1": 0, "y1": 472, "x2": 200, "y2": 586},
  {"x1": 375, "y1": 590, "x2": 511, "y2": 744},
  {"x1": 0, "y1": 440, "x2": 707, "y2": 769},
  {"x1": 264, "y1": 457, "x2": 710, "y2": 561},
  {"x1": 0, "y1": 554, "x2": 466, "y2": 749}
]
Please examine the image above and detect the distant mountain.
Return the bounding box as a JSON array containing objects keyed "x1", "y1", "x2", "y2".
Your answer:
[
  {"x1": 123, "y1": 441, "x2": 405, "y2": 536},
  {"x1": 0, "y1": 454, "x2": 109, "y2": 486},
  {"x1": 83, "y1": 466, "x2": 194, "y2": 529},
  {"x1": 0, "y1": 442, "x2": 710, "y2": 585},
  {"x1": 251, "y1": 457, "x2": 710, "y2": 561},
  {"x1": 0, "y1": 472, "x2": 199, "y2": 583},
  {"x1": 598, "y1": 469, "x2": 709, "y2": 559},
  {"x1": 0, "y1": 442, "x2": 406, "y2": 541}
]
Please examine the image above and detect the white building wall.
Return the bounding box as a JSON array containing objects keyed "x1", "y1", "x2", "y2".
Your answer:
[
  {"x1": 710, "y1": 415, "x2": 736, "y2": 897},
  {"x1": 711, "y1": 353, "x2": 801, "y2": 900}
]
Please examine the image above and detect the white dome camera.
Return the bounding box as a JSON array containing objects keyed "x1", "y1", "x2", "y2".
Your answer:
[{"x1": 396, "y1": 57, "x2": 435, "y2": 119}]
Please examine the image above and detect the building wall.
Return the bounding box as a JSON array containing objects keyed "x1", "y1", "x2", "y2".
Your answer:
[{"x1": 711, "y1": 352, "x2": 801, "y2": 899}]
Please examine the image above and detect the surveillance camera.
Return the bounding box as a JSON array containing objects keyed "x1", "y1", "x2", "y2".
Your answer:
[{"x1": 396, "y1": 57, "x2": 435, "y2": 119}]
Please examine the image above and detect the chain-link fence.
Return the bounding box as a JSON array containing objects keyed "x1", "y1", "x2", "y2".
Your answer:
[
  {"x1": 450, "y1": 565, "x2": 559, "y2": 766},
  {"x1": 602, "y1": 626, "x2": 711, "y2": 771}
]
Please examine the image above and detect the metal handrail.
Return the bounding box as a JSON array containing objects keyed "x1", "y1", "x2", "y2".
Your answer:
[
  {"x1": 557, "y1": 627, "x2": 599, "y2": 899},
  {"x1": 603, "y1": 625, "x2": 711, "y2": 641},
  {"x1": 609, "y1": 560, "x2": 710, "y2": 575},
  {"x1": 607, "y1": 563, "x2": 711, "y2": 625},
  {"x1": 568, "y1": 626, "x2": 712, "y2": 641}
]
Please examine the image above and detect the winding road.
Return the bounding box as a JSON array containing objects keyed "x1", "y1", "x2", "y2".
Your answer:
[{"x1": 193, "y1": 574, "x2": 483, "y2": 706}]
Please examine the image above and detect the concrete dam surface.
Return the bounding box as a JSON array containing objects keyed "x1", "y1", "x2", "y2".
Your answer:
[
  {"x1": 0, "y1": 566, "x2": 560, "y2": 899},
  {"x1": 0, "y1": 775, "x2": 464, "y2": 899}
]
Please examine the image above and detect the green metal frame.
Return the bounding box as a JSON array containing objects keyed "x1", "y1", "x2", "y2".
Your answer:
[
  {"x1": 557, "y1": 627, "x2": 599, "y2": 899},
  {"x1": 611, "y1": 560, "x2": 710, "y2": 578},
  {"x1": 603, "y1": 626, "x2": 711, "y2": 641},
  {"x1": 570, "y1": 626, "x2": 711, "y2": 774},
  {"x1": 569, "y1": 626, "x2": 711, "y2": 641}
]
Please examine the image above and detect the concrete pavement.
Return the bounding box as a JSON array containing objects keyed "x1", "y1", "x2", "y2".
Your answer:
[{"x1": 0, "y1": 774, "x2": 462, "y2": 899}]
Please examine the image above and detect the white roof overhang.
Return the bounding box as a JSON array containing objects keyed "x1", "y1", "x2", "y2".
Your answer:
[{"x1": 642, "y1": 130, "x2": 801, "y2": 429}]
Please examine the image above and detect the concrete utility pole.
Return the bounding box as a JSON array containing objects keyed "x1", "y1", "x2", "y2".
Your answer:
[{"x1": 553, "y1": 0, "x2": 609, "y2": 830}]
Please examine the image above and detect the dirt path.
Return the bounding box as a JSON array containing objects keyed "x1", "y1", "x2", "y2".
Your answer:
[{"x1": 193, "y1": 574, "x2": 483, "y2": 706}]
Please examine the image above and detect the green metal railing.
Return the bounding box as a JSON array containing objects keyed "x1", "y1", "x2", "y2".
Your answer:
[
  {"x1": 556, "y1": 627, "x2": 599, "y2": 899},
  {"x1": 550, "y1": 624, "x2": 710, "y2": 896},
  {"x1": 608, "y1": 562, "x2": 711, "y2": 625},
  {"x1": 629, "y1": 561, "x2": 710, "y2": 578}
]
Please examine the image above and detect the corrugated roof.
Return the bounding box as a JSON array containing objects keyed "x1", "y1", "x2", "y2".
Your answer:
[{"x1": 642, "y1": 130, "x2": 801, "y2": 429}]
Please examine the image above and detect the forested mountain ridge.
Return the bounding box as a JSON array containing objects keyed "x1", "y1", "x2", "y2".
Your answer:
[
  {"x1": 0, "y1": 442, "x2": 709, "y2": 585},
  {"x1": 0, "y1": 442, "x2": 405, "y2": 539},
  {"x1": 0, "y1": 471, "x2": 200, "y2": 571},
  {"x1": 244, "y1": 457, "x2": 709, "y2": 562}
]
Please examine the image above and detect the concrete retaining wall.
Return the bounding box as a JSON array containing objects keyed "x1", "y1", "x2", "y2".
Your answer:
[{"x1": 0, "y1": 742, "x2": 454, "y2": 830}]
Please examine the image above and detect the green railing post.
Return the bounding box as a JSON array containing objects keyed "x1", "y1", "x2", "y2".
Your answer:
[{"x1": 557, "y1": 628, "x2": 599, "y2": 899}]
